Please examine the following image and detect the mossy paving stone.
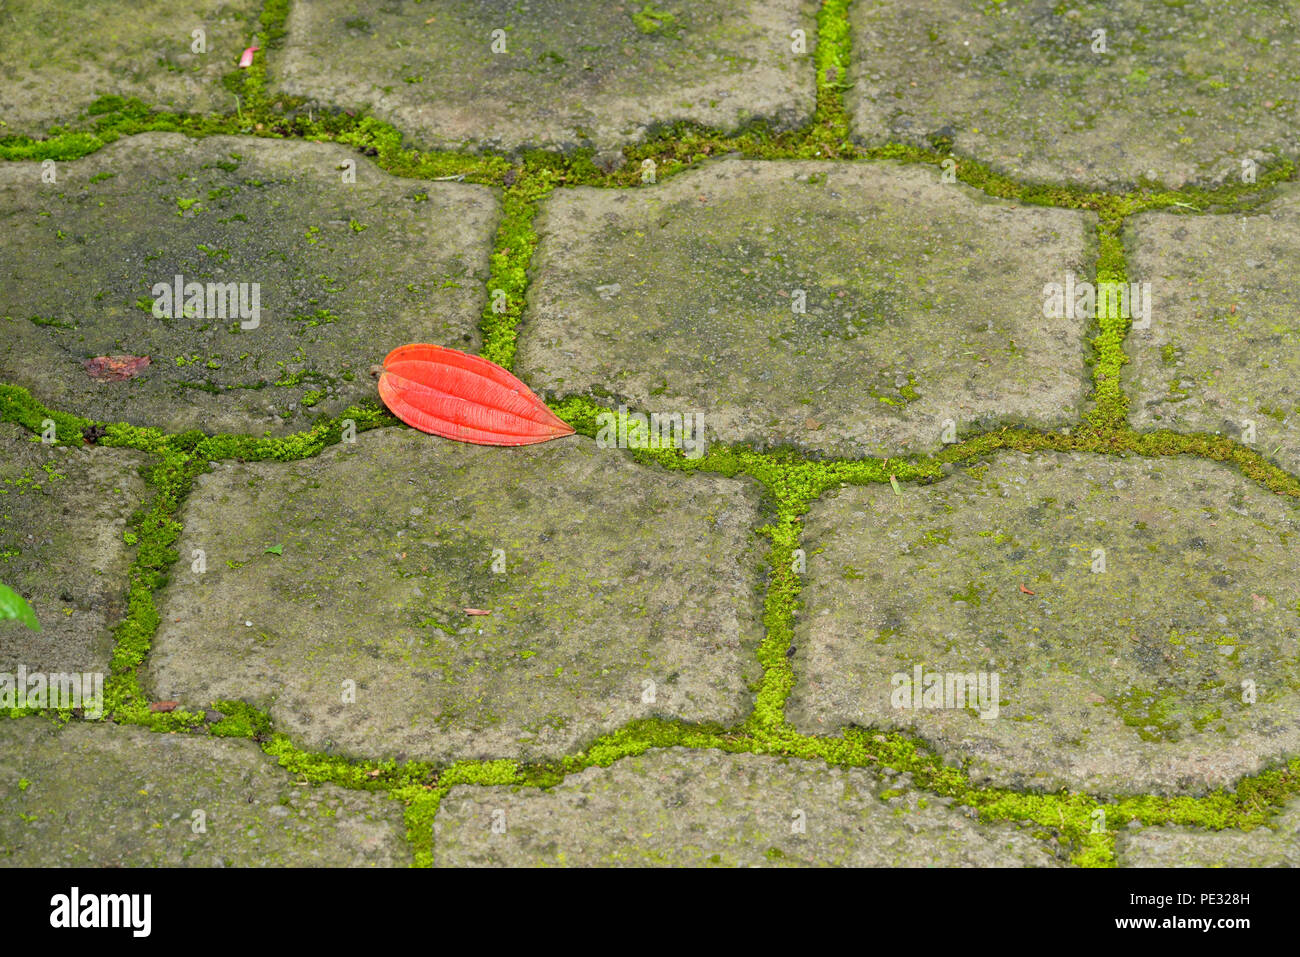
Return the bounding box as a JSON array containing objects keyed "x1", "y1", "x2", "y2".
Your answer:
[
  {"x1": 0, "y1": 0, "x2": 261, "y2": 138},
  {"x1": 272, "y1": 0, "x2": 816, "y2": 154},
  {"x1": 1116, "y1": 795, "x2": 1300, "y2": 867},
  {"x1": 0, "y1": 422, "x2": 148, "y2": 679},
  {"x1": 1125, "y1": 185, "x2": 1300, "y2": 478},
  {"x1": 0, "y1": 718, "x2": 408, "y2": 866},
  {"x1": 144, "y1": 429, "x2": 765, "y2": 764},
  {"x1": 433, "y1": 747, "x2": 1064, "y2": 866},
  {"x1": 0, "y1": 132, "x2": 496, "y2": 436},
  {"x1": 517, "y1": 159, "x2": 1093, "y2": 457},
  {"x1": 786, "y1": 452, "x2": 1300, "y2": 796},
  {"x1": 849, "y1": 0, "x2": 1300, "y2": 191}
]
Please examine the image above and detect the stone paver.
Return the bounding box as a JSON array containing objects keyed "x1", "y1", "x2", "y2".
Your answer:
[
  {"x1": 0, "y1": 718, "x2": 407, "y2": 866},
  {"x1": 1117, "y1": 796, "x2": 1300, "y2": 868},
  {"x1": 518, "y1": 159, "x2": 1093, "y2": 457},
  {"x1": 0, "y1": 132, "x2": 496, "y2": 436},
  {"x1": 274, "y1": 0, "x2": 816, "y2": 154},
  {"x1": 1125, "y1": 186, "x2": 1300, "y2": 476},
  {"x1": 0, "y1": 1, "x2": 260, "y2": 138},
  {"x1": 850, "y1": 0, "x2": 1300, "y2": 190},
  {"x1": 786, "y1": 452, "x2": 1300, "y2": 796},
  {"x1": 434, "y1": 747, "x2": 1063, "y2": 866},
  {"x1": 144, "y1": 429, "x2": 764, "y2": 763},
  {"x1": 0, "y1": 423, "x2": 148, "y2": 682}
]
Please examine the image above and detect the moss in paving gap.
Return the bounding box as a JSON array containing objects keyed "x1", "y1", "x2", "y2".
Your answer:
[
  {"x1": 478, "y1": 155, "x2": 572, "y2": 369},
  {"x1": 220, "y1": 0, "x2": 290, "y2": 113},
  {"x1": 4, "y1": 1, "x2": 1300, "y2": 868},
  {"x1": 0, "y1": 383, "x2": 91, "y2": 445},
  {"x1": 1081, "y1": 214, "x2": 1130, "y2": 434},
  {"x1": 810, "y1": 0, "x2": 853, "y2": 154}
]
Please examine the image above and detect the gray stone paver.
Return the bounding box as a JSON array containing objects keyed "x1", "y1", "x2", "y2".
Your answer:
[
  {"x1": 1117, "y1": 796, "x2": 1300, "y2": 868},
  {"x1": 0, "y1": 0, "x2": 261, "y2": 138},
  {"x1": 0, "y1": 718, "x2": 408, "y2": 866},
  {"x1": 850, "y1": 0, "x2": 1300, "y2": 190},
  {"x1": 1125, "y1": 186, "x2": 1300, "y2": 477},
  {"x1": 517, "y1": 159, "x2": 1094, "y2": 458},
  {"x1": 274, "y1": 0, "x2": 817, "y2": 153},
  {"x1": 145, "y1": 429, "x2": 765, "y2": 764},
  {"x1": 0, "y1": 133, "x2": 496, "y2": 436},
  {"x1": 434, "y1": 747, "x2": 1064, "y2": 867},
  {"x1": 0, "y1": 422, "x2": 148, "y2": 680},
  {"x1": 787, "y1": 452, "x2": 1300, "y2": 796}
]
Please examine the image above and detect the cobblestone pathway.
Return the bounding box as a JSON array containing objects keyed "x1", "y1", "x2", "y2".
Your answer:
[{"x1": 2, "y1": 0, "x2": 1299, "y2": 868}]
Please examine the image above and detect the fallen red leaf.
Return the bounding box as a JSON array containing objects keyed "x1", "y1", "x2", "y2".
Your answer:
[
  {"x1": 84, "y1": 354, "x2": 150, "y2": 381},
  {"x1": 149, "y1": 700, "x2": 179, "y2": 712},
  {"x1": 1018, "y1": 583, "x2": 1035, "y2": 595},
  {"x1": 377, "y1": 344, "x2": 574, "y2": 446},
  {"x1": 464, "y1": 608, "x2": 491, "y2": 616}
]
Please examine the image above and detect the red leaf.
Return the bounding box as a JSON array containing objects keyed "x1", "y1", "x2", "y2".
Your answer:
[
  {"x1": 84, "y1": 355, "x2": 150, "y2": 381},
  {"x1": 149, "y1": 700, "x2": 179, "y2": 712},
  {"x1": 377, "y1": 344, "x2": 575, "y2": 446}
]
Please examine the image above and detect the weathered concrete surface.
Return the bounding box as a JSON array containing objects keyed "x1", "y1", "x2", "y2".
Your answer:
[
  {"x1": 0, "y1": 133, "x2": 496, "y2": 435},
  {"x1": 0, "y1": 1, "x2": 261, "y2": 137},
  {"x1": 787, "y1": 452, "x2": 1300, "y2": 796},
  {"x1": 434, "y1": 747, "x2": 1064, "y2": 866},
  {"x1": 0, "y1": 718, "x2": 408, "y2": 866},
  {"x1": 145, "y1": 429, "x2": 765, "y2": 763},
  {"x1": 274, "y1": 0, "x2": 817, "y2": 154},
  {"x1": 1117, "y1": 796, "x2": 1300, "y2": 868},
  {"x1": 1125, "y1": 185, "x2": 1300, "y2": 478},
  {"x1": 518, "y1": 160, "x2": 1093, "y2": 457},
  {"x1": 850, "y1": 0, "x2": 1300, "y2": 190},
  {"x1": 0, "y1": 422, "x2": 148, "y2": 681}
]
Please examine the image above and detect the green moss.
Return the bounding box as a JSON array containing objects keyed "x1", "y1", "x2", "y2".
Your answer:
[{"x1": 631, "y1": 5, "x2": 678, "y2": 36}]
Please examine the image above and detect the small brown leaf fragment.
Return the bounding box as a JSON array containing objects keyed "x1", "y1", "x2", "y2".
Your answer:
[
  {"x1": 1018, "y1": 583, "x2": 1035, "y2": 595},
  {"x1": 804, "y1": 417, "x2": 821, "y2": 431},
  {"x1": 149, "y1": 700, "x2": 179, "y2": 712},
  {"x1": 84, "y1": 355, "x2": 150, "y2": 381},
  {"x1": 464, "y1": 608, "x2": 491, "y2": 616}
]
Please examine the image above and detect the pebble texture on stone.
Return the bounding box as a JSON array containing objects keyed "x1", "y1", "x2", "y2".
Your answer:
[
  {"x1": 146, "y1": 430, "x2": 765, "y2": 764},
  {"x1": 0, "y1": 423, "x2": 148, "y2": 679},
  {"x1": 518, "y1": 159, "x2": 1093, "y2": 457},
  {"x1": 0, "y1": 0, "x2": 261, "y2": 137},
  {"x1": 1125, "y1": 185, "x2": 1300, "y2": 478},
  {"x1": 435, "y1": 748, "x2": 1064, "y2": 867},
  {"x1": 0, "y1": 134, "x2": 496, "y2": 436},
  {"x1": 787, "y1": 453, "x2": 1300, "y2": 795},
  {"x1": 275, "y1": 0, "x2": 818, "y2": 153},
  {"x1": 0, "y1": 719, "x2": 408, "y2": 866},
  {"x1": 850, "y1": 0, "x2": 1300, "y2": 190}
]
